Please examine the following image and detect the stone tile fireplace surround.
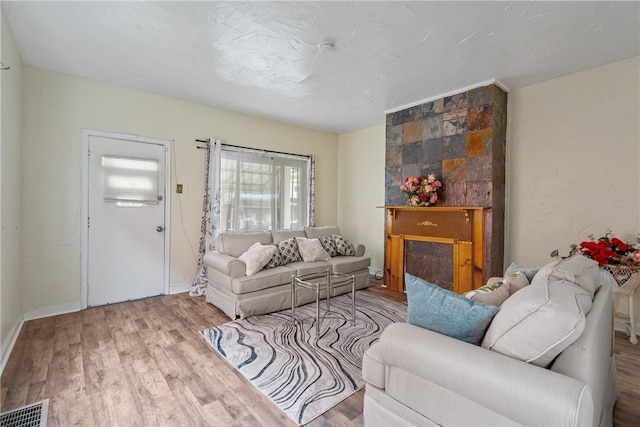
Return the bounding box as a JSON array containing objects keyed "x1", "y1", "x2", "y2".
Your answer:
[{"x1": 384, "y1": 84, "x2": 507, "y2": 290}]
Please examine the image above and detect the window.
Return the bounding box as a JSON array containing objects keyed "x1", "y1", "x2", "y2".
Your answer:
[{"x1": 219, "y1": 146, "x2": 311, "y2": 232}]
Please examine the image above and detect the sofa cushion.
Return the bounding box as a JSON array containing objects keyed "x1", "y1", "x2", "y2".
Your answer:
[
  {"x1": 532, "y1": 254, "x2": 601, "y2": 299},
  {"x1": 482, "y1": 279, "x2": 592, "y2": 367},
  {"x1": 318, "y1": 235, "x2": 339, "y2": 257},
  {"x1": 274, "y1": 237, "x2": 303, "y2": 264},
  {"x1": 295, "y1": 237, "x2": 331, "y2": 262},
  {"x1": 238, "y1": 242, "x2": 279, "y2": 276},
  {"x1": 406, "y1": 274, "x2": 499, "y2": 345},
  {"x1": 333, "y1": 234, "x2": 355, "y2": 256},
  {"x1": 217, "y1": 231, "x2": 273, "y2": 258},
  {"x1": 504, "y1": 262, "x2": 540, "y2": 282},
  {"x1": 304, "y1": 226, "x2": 341, "y2": 239},
  {"x1": 231, "y1": 266, "x2": 297, "y2": 294},
  {"x1": 328, "y1": 255, "x2": 371, "y2": 274},
  {"x1": 288, "y1": 261, "x2": 330, "y2": 277}
]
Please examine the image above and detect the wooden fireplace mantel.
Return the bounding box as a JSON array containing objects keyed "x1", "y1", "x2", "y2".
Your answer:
[{"x1": 378, "y1": 206, "x2": 489, "y2": 294}]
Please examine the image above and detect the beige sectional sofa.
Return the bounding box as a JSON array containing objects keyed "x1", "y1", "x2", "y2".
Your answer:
[
  {"x1": 203, "y1": 226, "x2": 371, "y2": 319},
  {"x1": 363, "y1": 255, "x2": 618, "y2": 427}
]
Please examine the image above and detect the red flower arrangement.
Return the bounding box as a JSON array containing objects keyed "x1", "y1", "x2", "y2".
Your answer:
[{"x1": 551, "y1": 230, "x2": 640, "y2": 266}]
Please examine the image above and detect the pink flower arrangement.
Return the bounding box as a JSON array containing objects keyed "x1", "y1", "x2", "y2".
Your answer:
[{"x1": 400, "y1": 174, "x2": 442, "y2": 206}]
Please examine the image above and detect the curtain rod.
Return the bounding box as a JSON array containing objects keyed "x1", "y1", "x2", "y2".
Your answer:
[
  {"x1": 195, "y1": 138, "x2": 309, "y2": 159},
  {"x1": 219, "y1": 142, "x2": 310, "y2": 159},
  {"x1": 195, "y1": 138, "x2": 210, "y2": 149}
]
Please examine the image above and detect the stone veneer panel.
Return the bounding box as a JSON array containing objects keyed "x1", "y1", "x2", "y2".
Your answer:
[{"x1": 385, "y1": 84, "x2": 507, "y2": 279}]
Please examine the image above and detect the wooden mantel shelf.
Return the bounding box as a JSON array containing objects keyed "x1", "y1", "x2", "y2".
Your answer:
[
  {"x1": 377, "y1": 206, "x2": 489, "y2": 223},
  {"x1": 378, "y1": 206, "x2": 490, "y2": 293},
  {"x1": 377, "y1": 206, "x2": 489, "y2": 209}
]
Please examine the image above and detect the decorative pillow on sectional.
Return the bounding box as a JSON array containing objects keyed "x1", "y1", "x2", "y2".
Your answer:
[
  {"x1": 481, "y1": 279, "x2": 592, "y2": 367},
  {"x1": 295, "y1": 237, "x2": 331, "y2": 262},
  {"x1": 318, "y1": 235, "x2": 339, "y2": 257},
  {"x1": 238, "y1": 242, "x2": 279, "y2": 276},
  {"x1": 406, "y1": 274, "x2": 499, "y2": 345},
  {"x1": 503, "y1": 271, "x2": 530, "y2": 295},
  {"x1": 532, "y1": 254, "x2": 600, "y2": 299},
  {"x1": 504, "y1": 262, "x2": 540, "y2": 283},
  {"x1": 265, "y1": 246, "x2": 284, "y2": 269},
  {"x1": 274, "y1": 237, "x2": 303, "y2": 264},
  {"x1": 332, "y1": 234, "x2": 355, "y2": 256},
  {"x1": 464, "y1": 281, "x2": 510, "y2": 307}
]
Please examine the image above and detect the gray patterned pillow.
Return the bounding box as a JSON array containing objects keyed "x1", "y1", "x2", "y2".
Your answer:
[
  {"x1": 319, "y1": 235, "x2": 338, "y2": 257},
  {"x1": 274, "y1": 237, "x2": 302, "y2": 264},
  {"x1": 265, "y1": 246, "x2": 284, "y2": 268},
  {"x1": 332, "y1": 234, "x2": 355, "y2": 256}
]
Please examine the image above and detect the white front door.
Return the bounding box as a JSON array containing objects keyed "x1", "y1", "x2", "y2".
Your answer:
[{"x1": 85, "y1": 132, "x2": 169, "y2": 307}]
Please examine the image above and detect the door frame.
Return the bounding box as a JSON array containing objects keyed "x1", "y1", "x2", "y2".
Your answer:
[{"x1": 81, "y1": 129, "x2": 171, "y2": 309}]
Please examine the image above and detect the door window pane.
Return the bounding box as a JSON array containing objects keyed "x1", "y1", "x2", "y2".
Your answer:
[{"x1": 102, "y1": 155, "x2": 159, "y2": 203}]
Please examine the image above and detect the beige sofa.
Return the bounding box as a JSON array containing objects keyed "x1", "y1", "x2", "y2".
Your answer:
[
  {"x1": 363, "y1": 256, "x2": 618, "y2": 427},
  {"x1": 203, "y1": 226, "x2": 371, "y2": 319}
]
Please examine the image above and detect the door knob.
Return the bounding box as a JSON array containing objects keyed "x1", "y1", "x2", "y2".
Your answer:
[{"x1": 156, "y1": 226, "x2": 164, "y2": 232}]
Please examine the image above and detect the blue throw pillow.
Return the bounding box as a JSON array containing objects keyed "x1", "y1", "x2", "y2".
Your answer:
[
  {"x1": 405, "y1": 274, "x2": 499, "y2": 345},
  {"x1": 504, "y1": 262, "x2": 539, "y2": 282}
]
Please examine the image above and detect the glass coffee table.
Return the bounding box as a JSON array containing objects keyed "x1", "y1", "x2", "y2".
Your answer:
[{"x1": 291, "y1": 270, "x2": 356, "y2": 333}]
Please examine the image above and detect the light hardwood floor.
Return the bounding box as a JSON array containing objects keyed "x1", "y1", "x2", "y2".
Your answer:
[{"x1": 1, "y1": 284, "x2": 639, "y2": 426}]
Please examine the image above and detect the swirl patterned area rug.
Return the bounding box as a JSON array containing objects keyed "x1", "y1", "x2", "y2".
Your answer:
[{"x1": 200, "y1": 291, "x2": 407, "y2": 425}]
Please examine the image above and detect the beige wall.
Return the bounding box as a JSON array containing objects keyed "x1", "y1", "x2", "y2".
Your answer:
[
  {"x1": 6, "y1": 26, "x2": 640, "y2": 330},
  {"x1": 1, "y1": 10, "x2": 24, "y2": 364},
  {"x1": 337, "y1": 124, "x2": 386, "y2": 272},
  {"x1": 21, "y1": 66, "x2": 338, "y2": 314},
  {"x1": 507, "y1": 55, "x2": 640, "y2": 322},
  {"x1": 507, "y1": 55, "x2": 639, "y2": 265}
]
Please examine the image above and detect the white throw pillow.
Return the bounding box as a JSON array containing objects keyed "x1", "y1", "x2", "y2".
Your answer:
[
  {"x1": 482, "y1": 279, "x2": 592, "y2": 367},
  {"x1": 295, "y1": 237, "x2": 331, "y2": 262},
  {"x1": 532, "y1": 254, "x2": 600, "y2": 299},
  {"x1": 238, "y1": 242, "x2": 278, "y2": 276}
]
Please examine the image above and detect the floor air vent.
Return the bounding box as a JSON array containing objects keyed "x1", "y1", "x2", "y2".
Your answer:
[{"x1": 0, "y1": 400, "x2": 48, "y2": 427}]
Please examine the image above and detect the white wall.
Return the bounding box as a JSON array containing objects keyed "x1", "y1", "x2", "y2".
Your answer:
[
  {"x1": 507, "y1": 55, "x2": 640, "y2": 324},
  {"x1": 1, "y1": 9, "x2": 24, "y2": 368},
  {"x1": 21, "y1": 66, "x2": 338, "y2": 314},
  {"x1": 337, "y1": 124, "x2": 386, "y2": 272},
  {"x1": 507, "y1": 56, "x2": 639, "y2": 266}
]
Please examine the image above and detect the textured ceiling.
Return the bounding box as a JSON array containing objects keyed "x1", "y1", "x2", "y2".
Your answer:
[{"x1": 3, "y1": 1, "x2": 639, "y2": 133}]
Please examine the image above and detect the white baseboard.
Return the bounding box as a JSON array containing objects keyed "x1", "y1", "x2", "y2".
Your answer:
[
  {"x1": 368, "y1": 267, "x2": 383, "y2": 277},
  {"x1": 1, "y1": 316, "x2": 24, "y2": 376},
  {"x1": 23, "y1": 302, "x2": 82, "y2": 321},
  {"x1": 170, "y1": 282, "x2": 192, "y2": 294}
]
